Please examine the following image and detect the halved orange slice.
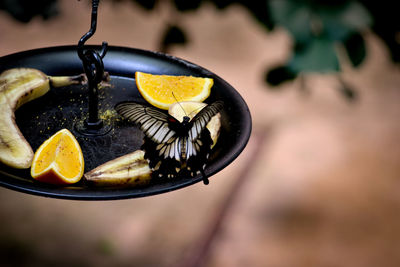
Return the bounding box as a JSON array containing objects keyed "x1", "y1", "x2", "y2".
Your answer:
[
  {"x1": 135, "y1": 71, "x2": 213, "y2": 110},
  {"x1": 31, "y1": 129, "x2": 84, "y2": 185}
]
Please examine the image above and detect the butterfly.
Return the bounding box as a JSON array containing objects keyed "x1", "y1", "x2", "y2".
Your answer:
[{"x1": 115, "y1": 101, "x2": 224, "y2": 185}]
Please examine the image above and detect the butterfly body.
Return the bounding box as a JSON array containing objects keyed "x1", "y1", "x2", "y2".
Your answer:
[
  {"x1": 115, "y1": 101, "x2": 223, "y2": 184},
  {"x1": 167, "y1": 116, "x2": 191, "y2": 134}
]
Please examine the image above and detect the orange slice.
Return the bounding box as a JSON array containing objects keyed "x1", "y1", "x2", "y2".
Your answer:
[
  {"x1": 31, "y1": 129, "x2": 84, "y2": 185},
  {"x1": 135, "y1": 71, "x2": 213, "y2": 110}
]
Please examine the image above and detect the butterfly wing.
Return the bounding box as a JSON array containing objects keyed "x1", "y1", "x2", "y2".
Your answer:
[
  {"x1": 115, "y1": 101, "x2": 224, "y2": 183},
  {"x1": 115, "y1": 102, "x2": 176, "y2": 144},
  {"x1": 185, "y1": 100, "x2": 224, "y2": 156},
  {"x1": 115, "y1": 102, "x2": 182, "y2": 178},
  {"x1": 188, "y1": 101, "x2": 224, "y2": 140},
  {"x1": 180, "y1": 101, "x2": 224, "y2": 183}
]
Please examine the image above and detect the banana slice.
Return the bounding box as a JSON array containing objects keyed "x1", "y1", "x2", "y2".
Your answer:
[{"x1": 84, "y1": 150, "x2": 152, "y2": 187}]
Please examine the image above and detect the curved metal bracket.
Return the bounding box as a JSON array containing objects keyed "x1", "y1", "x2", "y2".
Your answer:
[{"x1": 77, "y1": 0, "x2": 110, "y2": 135}]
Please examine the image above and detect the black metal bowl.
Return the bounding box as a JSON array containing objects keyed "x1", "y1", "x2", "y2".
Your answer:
[{"x1": 0, "y1": 46, "x2": 252, "y2": 200}]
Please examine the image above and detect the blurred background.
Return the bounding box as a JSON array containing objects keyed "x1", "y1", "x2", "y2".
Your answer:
[{"x1": 1, "y1": 0, "x2": 400, "y2": 266}]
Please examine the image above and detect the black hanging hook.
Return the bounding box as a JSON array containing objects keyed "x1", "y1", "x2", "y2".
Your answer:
[
  {"x1": 77, "y1": 0, "x2": 110, "y2": 134},
  {"x1": 78, "y1": 0, "x2": 107, "y2": 83}
]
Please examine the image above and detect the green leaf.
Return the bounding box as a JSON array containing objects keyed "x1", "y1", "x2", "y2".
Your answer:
[
  {"x1": 268, "y1": 0, "x2": 313, "y2": 43},
  {"x1": 319, "y1": 1, "x2": 372, "y2": 41},
  {"x1": 336, "y1": 1, "x2": 372, "y2": 31},
  {"x1": 344, "y1": 32, "x2": 366, "y2": 67},
  {"x1": 289, "y1": 38, "x2": 339, "y2": 73},
  {"x1": 267, "y1": 1, "x2": 372, "y2": 42}
]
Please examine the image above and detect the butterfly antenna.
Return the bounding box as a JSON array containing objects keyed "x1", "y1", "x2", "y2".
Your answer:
[
  {"x1": 188, "y1": 105, "x2": 206, "y2": 117},
  {"x1": 172, "y1": 92, "x2": 188, "y2": 117}
]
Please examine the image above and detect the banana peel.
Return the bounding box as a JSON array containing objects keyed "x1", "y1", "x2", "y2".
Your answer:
[
  {"x1": 84, "y1": 150, "x2": 152, "y2": 187},
  {"x1": 0, "y1": 68, "x2": 90, "y2": 169}
]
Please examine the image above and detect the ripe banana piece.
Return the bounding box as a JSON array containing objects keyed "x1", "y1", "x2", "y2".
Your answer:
[
  {"x1": 84, "y1": 150, "x2": 152, "y2": 187},
  {"x1": 0, "y1": 68, "x2": 85, "y2": 169}
]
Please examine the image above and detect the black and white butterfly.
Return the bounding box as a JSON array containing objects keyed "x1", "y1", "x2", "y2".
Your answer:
[{"x1": 115, "y1": 101, "x2": 224, "y2": 184}]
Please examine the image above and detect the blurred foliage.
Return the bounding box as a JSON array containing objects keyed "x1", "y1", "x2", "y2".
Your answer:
[
  {"x1": 362, "y1": 1, "x2": 400, "y2": 63},
  {"x1": 263, "y1": 0, "x2": 371, "y2": 98},
  {"x1": 0, "y1": 0, "x2": 59, "y2": 22},
  {"x1": 1, "y1": 0, "x2": 399, "y2": 99},
  {"x1": 267, "y1": 0, "x2": 371, "y2": 73},
  {"x1": 159, "y1": 24, "x2": 188, "y2": 53}
]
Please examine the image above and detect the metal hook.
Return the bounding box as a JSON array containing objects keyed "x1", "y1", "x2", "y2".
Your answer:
[
  {"x1": 76, "y1": 0, "x2": 110, "y2": 135},
  {"x1": 77, "y1": 0, "x2": 106, "y2": 60}
]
